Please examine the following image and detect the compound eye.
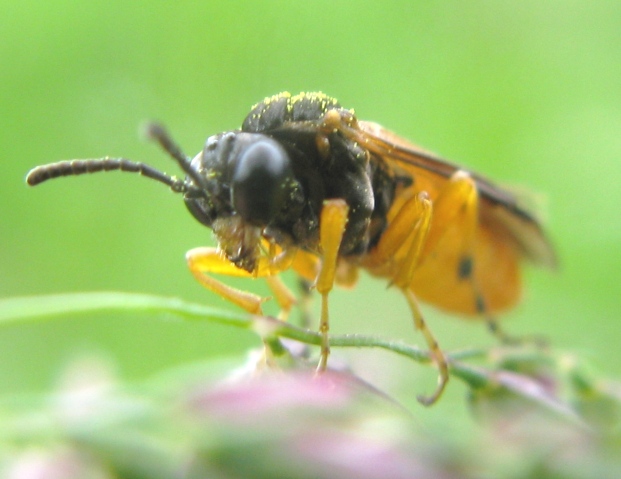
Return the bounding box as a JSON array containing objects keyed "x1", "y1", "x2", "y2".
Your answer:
[{"x1": 231, "y1": 139, "x2": 292, "y2": 225}]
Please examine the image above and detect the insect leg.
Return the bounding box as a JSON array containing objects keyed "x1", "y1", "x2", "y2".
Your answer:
[
  {"x1": 487, "y1": 317, "x2": 516, "y2": 343},
  {"x1": 315, "y1": 199, "x2": 349, "y2": 371},
  {"x1": 424, "y1": 173, "x2": 536, "y2": 344},
  {"x1": 187, "y1": 245, "x2": 300, "y2": 316},
  {"x1": 289, "y1": 251, "x2": 322, "y2": 330},
  {"x1": 260, "y1": 240, "x2": 299, "y2": 320},
  {"x1": 291, "y1": 249, "x2": 321, "y2": 283},
  {"x1": 487, "y1": 317, "x2": 547, "y2": 347},
  {"x1": 403, "y1": 289, "x2": 448, "y2": 406},
  {"x1": 379, "y1": 193, "x2": 450, "y2": 405},
  {"x1": 265, "y1": 275, "x2": 297, "y2": 320},
  {"x1": 420, "y1": 170, "x2": 478, "y2": 262},
  {"x1": 295, "y1": 278, "x2": 314, "y2": 330},
  {"x1": 186, "y1": 247, "x2": 267, "y2": 314}
]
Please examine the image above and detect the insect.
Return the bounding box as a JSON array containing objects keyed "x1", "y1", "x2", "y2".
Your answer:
[{"x1": 26, "y1": 92, "x2": 556, "y2": 405}]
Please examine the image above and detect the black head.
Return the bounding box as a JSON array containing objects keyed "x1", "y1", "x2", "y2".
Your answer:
[
  {"x1": 26, "y1": 123, "x2": 304, "y2": 273},
  {"x1": 185, "y1": 131, "x2": 302, "y2": 228},
  {"x1": 26, "y1": 123, "x2": 302, "y2": 224}
]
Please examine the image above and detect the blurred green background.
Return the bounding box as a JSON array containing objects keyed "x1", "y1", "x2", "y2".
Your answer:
[{"x1": 1, "y1": 0, "x2": 620, "y2": 420}]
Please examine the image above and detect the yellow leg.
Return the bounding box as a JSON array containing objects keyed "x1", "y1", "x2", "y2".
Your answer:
[
  {"x1": 187, "y1": 245, "x2": 302, "y2": 369},
  {"x1": 265, "y1": 275, "x2": 297, "y2": 320},
  {"x1": 370, "y1": 191, "x2": 421, "y2": 266},
  {"x1": 420, "y1": 170, "x2": 477, "y2": 261},
  {"x1": 405, "y1": 172, "x2": 481, "y2": 404},
  {"x1": 379, "y1": 193, "x2": 449, "y2": 405},
  {"x1": 403, "y1": 289, "x2": 449, "y2": 405},
  {"x1": 291, "y1": 249, "x2": 322, "y2": 283},
  {"x1": 315, "y1": 199, "x2": 349, "y2": 371},
  {"x1": 187, "y1": 245, "x2": 299, "y2": 318},
  {"x1": 186, "y1": 247, "x2": 266, "y2": 314},
  {"x1": 392, "y1": 193, "x2": 433, "y2": 287}
]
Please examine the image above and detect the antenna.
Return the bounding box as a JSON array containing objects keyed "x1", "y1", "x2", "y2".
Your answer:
[
  {"x1": 25, "y1": 123, "x2": 203, "y2": 196},
  {"x1": 144, "y1": 123, "x2": 210, "y2": 191},
  {"x1": 26, "y1": 157, "x2": 190, "y2": 192}
]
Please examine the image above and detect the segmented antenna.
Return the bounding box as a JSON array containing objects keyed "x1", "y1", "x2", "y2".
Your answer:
[
  {"x1": 26, "y1": 157, "x2": 190, "y2": 192},
  {"x1": 145, "y1": 123, "x2": 210, "y2": 191},
  {"x1": 25, "y1": 123, "x2": 203, "y2": 196}
]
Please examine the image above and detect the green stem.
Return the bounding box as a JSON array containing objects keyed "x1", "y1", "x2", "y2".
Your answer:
[{"x1": 0, "y1": 292, "x2": 585, "y2": 423}]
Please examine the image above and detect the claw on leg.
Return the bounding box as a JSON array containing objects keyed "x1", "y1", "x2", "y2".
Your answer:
[
  {"x1": 403, "y1": 289, "x2": 449, "y2": 405},
  {"x1": 378, "y1": 191, "x2": 449, "y2": 405}
]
